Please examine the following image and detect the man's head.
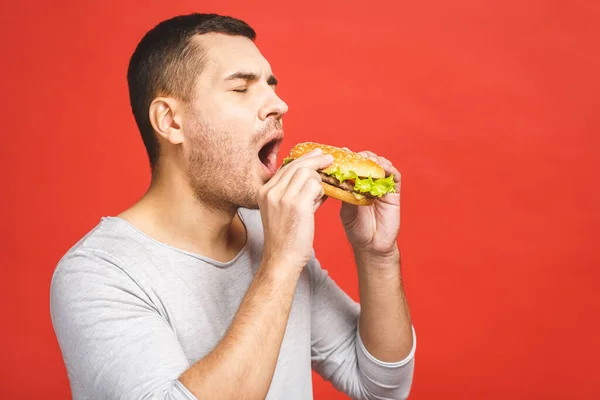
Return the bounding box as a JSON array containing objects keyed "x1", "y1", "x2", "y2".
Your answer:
[{"x1": 127, "y1": 13, "x2": 288, "y2": 210}]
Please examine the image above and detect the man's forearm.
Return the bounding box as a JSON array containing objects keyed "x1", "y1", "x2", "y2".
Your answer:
[
  {"x1": 356, "y1": 249, "x2": 414, "y2": 362},
  {"x1": 179, "y1": 263, "x2": 299, "y2": 400}
]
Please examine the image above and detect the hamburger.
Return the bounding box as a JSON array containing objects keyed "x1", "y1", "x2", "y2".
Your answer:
[{"x1": 282, "y1": 142, "x2": 396, "y2": 206}]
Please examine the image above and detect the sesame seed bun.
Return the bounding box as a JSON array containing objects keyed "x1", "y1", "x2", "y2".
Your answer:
[{"x1": 288, "y1": 142, "x2": 385, "y2": 179}]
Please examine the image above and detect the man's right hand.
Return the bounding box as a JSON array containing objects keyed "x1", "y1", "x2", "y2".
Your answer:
[{"x1": 257, "y1": 148, "x2": 334, "y2": 273}]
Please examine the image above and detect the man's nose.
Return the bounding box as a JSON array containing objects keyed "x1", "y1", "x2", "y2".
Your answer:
[{"x1": 259, "y1": 92, "x2": 289, "y2": 121}]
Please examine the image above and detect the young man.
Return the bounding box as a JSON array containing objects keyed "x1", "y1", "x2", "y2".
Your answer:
[{"x1": 50, "y1": 13, "x2": 416, "y2": 400}]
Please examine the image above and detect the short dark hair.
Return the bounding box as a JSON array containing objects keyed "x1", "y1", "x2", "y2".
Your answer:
[{"x1": 127, "y1": 13, "x2": 256, "y2": 172}]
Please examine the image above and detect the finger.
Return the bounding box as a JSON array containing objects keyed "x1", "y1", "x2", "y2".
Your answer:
[
  {"x1": 382, "y1": 162, "x2": 401, "y2": 181},
  {"x1": 268, "y1": 148, "x2": 324, "y2": 189},
  {"x1": 373, "y1": 159, "x2": 401, "y2": 192},
  {"x1": 357, "y1": 151, "x2": 398, "y2": 181},
  {"x1": 379, "y1": 156, "x2": 392, "y2": 166},
  {"x1": 339, "y1": 197, "x2": 359, "y2": 223},
  {"x1": 274, "y1": 154, "x2": 333, "y2": 190},
  {"x1": 357, "y1": 150, "x2": 381, "y2": 165},
  {"x1": 282, "y1": 167, "x2": 321, "y2": 198},
  {"x1": 359, "y1": 151, "x2": 391, "y2": 169},
  {"x1": 376, "y1": 192, "x2": 401, "y2": 206},
  {"x1": 296, "y1": 178, "x2": 325, "y2": 209},
  {"x1": 313, "y1": 194, "x2": 328, "y2": 212},
  {"x1": 358, "y1": 150, "x2": 378, "y2": 158}
]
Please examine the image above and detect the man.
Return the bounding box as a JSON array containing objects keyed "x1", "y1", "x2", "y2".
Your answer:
[{"x1": 50, "y1": 13, "x2": 416, "y2": 400}]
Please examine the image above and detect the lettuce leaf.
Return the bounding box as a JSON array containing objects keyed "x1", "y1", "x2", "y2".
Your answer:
[
  {"x1": 354, "y1": 174, "x2": 396, "y2": 197},
  {"x1": 282, "y1": 157, "x2": 294, "y2": 166},
  {"x1": 282, "y1": 158, "x2": 396, "y2": 197},
  {"x1": 327, "y1": 167, "x2": 358, "y2": 182},
  {"x1": 326, "y1": 166, "x2": 396, "y2": 197}
]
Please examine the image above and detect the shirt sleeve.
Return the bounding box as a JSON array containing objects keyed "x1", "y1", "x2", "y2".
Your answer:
[
  {"x1": 49, "y1": 250, "x2": 197, "y2": 400},
  {"x1": 307, "y1": 252, "x2": 416, "y2": 400}
]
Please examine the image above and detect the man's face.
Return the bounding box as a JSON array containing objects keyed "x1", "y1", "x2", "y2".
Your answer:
[{"x1": 181, "y1": 33, "x2": 288, "y2": 210}]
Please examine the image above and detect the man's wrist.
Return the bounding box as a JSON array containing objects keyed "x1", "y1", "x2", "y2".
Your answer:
[
  {"x1": 354, "y1": 246, "x2": 400, "y2": 264},
  {"x1": 257, "y1": 258, "x2": 303, "y2": 287},
  {"x1": 354, "y1": 247, "x2": 401, "y2": 276}
]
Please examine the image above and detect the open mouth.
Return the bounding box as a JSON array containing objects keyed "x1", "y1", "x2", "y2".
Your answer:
[{"x1": 258, "y1": 138, "x2": 282, "y2": 176}]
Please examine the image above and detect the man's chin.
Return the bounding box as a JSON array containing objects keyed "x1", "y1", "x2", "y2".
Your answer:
[
  {"x1": 235, "y1": 196, "x2": 259, "y2": 211},
  {"x1": 236, "y1": 185, "x2": 261, "y2": 211}
]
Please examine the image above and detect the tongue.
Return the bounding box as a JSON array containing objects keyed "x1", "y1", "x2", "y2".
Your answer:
[
  {"x1": 261, "y1": 152, "x2": 277, "y2": 175},
  {"x1": 267, "y1": 151, "x2": 277, "y2": 170},
  {"x1": 259, "y1": 141, "x2": 281, "y2": 174},
  {"x1": 259, "y1": 144, "x2": 277, "y2": 174}
]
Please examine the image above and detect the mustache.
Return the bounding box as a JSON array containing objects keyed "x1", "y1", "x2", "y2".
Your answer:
[{"x1": 257, "y1": 119, "x2": 283, "y2": 142}]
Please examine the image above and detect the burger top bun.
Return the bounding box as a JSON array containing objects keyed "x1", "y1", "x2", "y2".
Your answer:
[{"x1": 287, "y1": 142, "x2": 385, "y2": 179}]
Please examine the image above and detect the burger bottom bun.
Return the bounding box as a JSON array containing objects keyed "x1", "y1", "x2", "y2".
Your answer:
[{"x1": 321, "y1": 182, "x2": 375, "y2": 206}]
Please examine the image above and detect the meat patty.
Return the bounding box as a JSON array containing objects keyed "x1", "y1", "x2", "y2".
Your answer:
[{"x1": 319, "y1": 172, "x2": 375, "y2": 197}]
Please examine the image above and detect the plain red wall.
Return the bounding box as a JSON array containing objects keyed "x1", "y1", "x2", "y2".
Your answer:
[{"x1": 1, "y1": 0, "x2": 599, "y2": 398}]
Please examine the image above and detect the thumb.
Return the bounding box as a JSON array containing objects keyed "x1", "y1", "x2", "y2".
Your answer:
[{"x1": 339, "y1": 201, "x2": 359, "y2": 225}]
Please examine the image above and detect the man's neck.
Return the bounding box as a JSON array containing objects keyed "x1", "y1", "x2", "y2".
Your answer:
[{"x1": 118, "y1": 174, "x2": 247, "y2": 263}]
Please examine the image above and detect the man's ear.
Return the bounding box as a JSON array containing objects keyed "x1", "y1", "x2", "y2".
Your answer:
[{"x1": 149, "y1": 97, "x2": 184, "y2": 144}]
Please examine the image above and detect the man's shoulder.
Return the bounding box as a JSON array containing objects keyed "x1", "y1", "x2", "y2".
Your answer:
[
  {"x1": 49, "y1": 218, "x2": 162, "y2": 334},
  {"x1": 52, "y1": 217, "x2": 153, "y2": 281}
]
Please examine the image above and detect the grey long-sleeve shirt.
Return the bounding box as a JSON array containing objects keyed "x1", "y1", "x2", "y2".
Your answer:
[{"x1": 50, "y1": 208, "x2": 416, "y2": 399}]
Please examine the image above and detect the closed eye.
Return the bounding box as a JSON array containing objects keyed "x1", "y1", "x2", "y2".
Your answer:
[{"x1": 225, "y1": 72, "x2": 278, "y2": 92}]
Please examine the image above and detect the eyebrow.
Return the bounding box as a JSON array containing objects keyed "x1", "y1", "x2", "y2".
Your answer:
[{"x1": 225, "y1": 71, "x2": 278, "y2": 86}]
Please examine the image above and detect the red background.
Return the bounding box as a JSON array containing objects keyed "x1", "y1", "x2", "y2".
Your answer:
[{"x1": 1, "y1": 0, "x2": 599, "y2": 399}]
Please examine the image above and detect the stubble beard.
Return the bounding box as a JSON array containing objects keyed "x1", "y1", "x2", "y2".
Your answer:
[{"x1": 186, "y1": 119, "x2": 260, "y2": 212}]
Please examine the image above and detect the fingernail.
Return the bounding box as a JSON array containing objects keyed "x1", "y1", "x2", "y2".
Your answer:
[
  {"x1": 311, "y1": 148, "x2": 323, "y2": 155},
  {"x1": 325, "y1": 154, "x2": 334, "y2": 161}
]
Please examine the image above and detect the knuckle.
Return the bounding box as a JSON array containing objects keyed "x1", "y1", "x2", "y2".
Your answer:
[
  {"x1": 309, "y1": 179, "x2": 322, "y2": 191},
  {"x1": 297, "y1": 167, "x2": 312, "y2": 178},
  {"x1": 281, "y1": 166, "x2": 295, "y2": 179},
  {"x1": 266, "y1": 189, "x2": 279, "y2": 205},
  {"x1": 258, "y1": 187, "x2": 268, "y2": 201}
]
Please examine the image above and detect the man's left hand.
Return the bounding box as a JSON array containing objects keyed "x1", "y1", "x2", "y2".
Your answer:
[{"x1": 340, "y1": 150, "x2": 402, "y2": 260}]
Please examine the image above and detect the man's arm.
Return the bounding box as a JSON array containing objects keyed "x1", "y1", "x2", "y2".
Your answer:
[
  {"x1": 181, "y1": 149, "x2": 334, "y2": 398},
  {"x1": 179, "y1": 262, "x2": 300, "y2": 399},
  {"x1": 51, "y1": 251, "x2": 300, "y2": 400},
  {"x1": 355, "y1": 249, "x2": 414, "y2": 363},
  {"x1": 308, "y1": 252, "x2": 416, "y2": 400},
  {"x1": 51, "y1": 152, "x2": 333, "y2": 400}
]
